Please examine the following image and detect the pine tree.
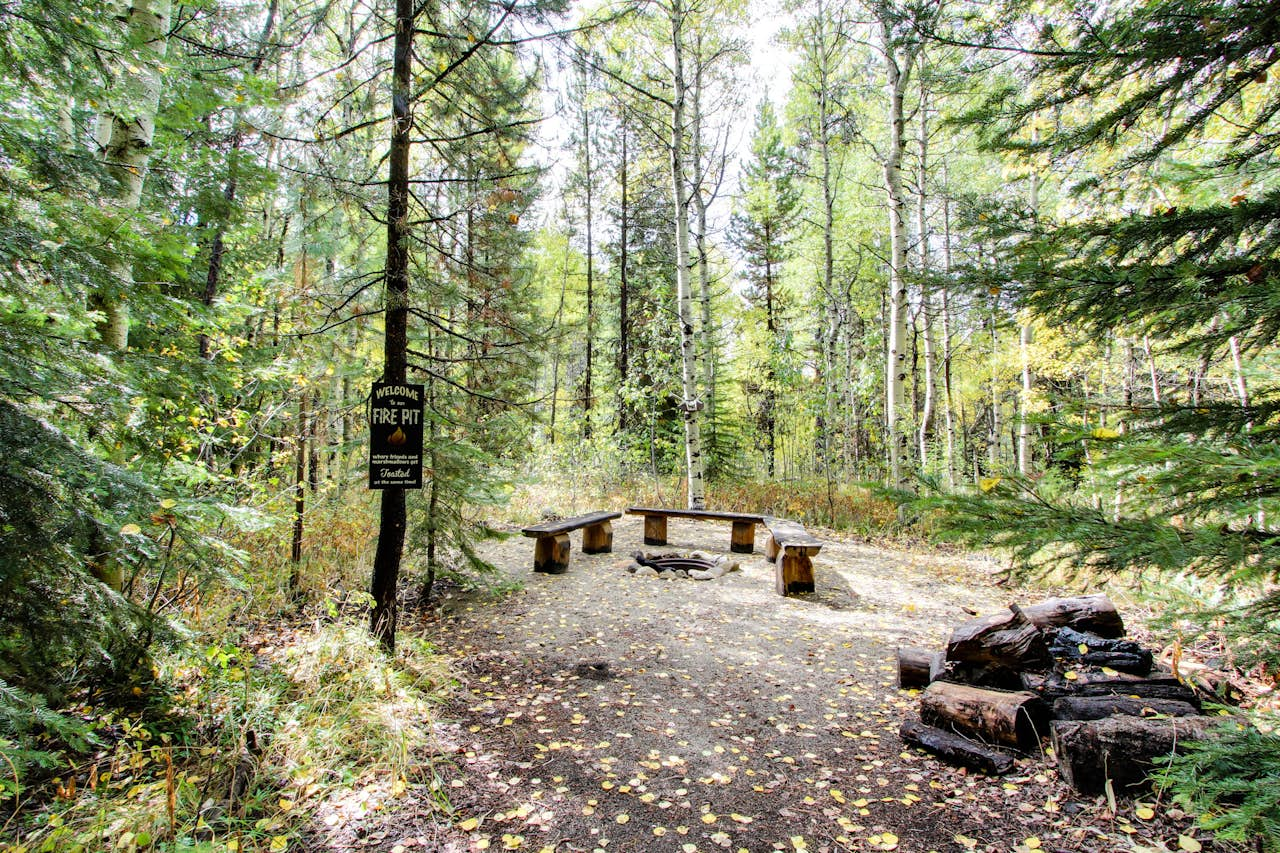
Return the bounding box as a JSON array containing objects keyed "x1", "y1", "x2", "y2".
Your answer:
[
  {"x1": 924, "y1": 0, "x2": 1280, "y2": 842},
  {"x1": 731, "y1": 100, "x2": 802, "y2": 476}
]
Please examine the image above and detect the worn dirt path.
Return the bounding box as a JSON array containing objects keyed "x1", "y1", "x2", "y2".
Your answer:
[{"x1": 396, "y1": 515, "x2": 1220, "y2": 853}]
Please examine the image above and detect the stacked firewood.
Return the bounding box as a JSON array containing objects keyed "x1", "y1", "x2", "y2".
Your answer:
[{"x1": 896, "y1": 594, "x2": 1233, "y2": 794}]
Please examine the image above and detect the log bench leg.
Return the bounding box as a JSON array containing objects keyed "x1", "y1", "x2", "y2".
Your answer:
[
  {"x1": 582, "y1": 520, "x2": 614, "y2": 554},
  {"x1": 730, "y1": 520, "x2": 756, "y2": 554},
  {"x1": 643, "y1": 515, "x2": 668, "y2": 546},
  {"x1": 533, "y1": 533, "x2": 571, "y2": 574},
  {"x1": 765, "y1": 534, "x2": 780, "y2": 560},
  {"x1": 775, "y1": 549, "x2": 815, "y2": 596}
]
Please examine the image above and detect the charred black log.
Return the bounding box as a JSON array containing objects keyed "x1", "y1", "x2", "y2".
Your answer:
[
  {"x1": 1051, "y1": 695, "x2": 1200, "y2": 721},
  {"x1": 900, "y1": 718, "x2": 1016, "y2": 775},
  {"x1": 1049, "y1": 626, "x2": 1153, "y2": 675}
]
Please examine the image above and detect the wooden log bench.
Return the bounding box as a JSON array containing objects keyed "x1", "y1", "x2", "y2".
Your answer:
[
  {"x1": 763, "y1": 516, "x2": 823, "y2": 596},
  {"x1": 624, "y1": 506, "x2": 765, "y2": 554},
  {"x1": 520, "y1": 510, "x2": 621, "y2": 574}
]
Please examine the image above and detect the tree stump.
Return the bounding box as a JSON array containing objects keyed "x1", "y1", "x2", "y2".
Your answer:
[
  {"x1": 533, "y1": 534, "x2": 571, "y2": 574},
  {"x1": 1051, "y1": 714, "x2": 1227, "y2": 795},
  {"x1": 920, "y1": 681, "x2": 1049, "y2": 751}
]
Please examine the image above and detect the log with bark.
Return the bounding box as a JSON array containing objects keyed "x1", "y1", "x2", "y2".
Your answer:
[
  {"x1": 919, "y1": 680, "x2": 1050, "y2": 751},
  {"x1": 1049, "y1": 626, "x2": 1153, "y2": 675},
  {"x1": 899, "y1": 718, "x2": 1015, "y2": 775},
  {"x1": 1051, "y1": 714, "x2": 1227, "y2": 794},
  {"x1": 1051, "y1": 695, "x2": 1201, "y2": 721},
  {"x1": 945, "y1": 605, "x2": 1051, "y2": 670},
  {"x1": 1019, "y1": 594, "x2": 1125, "y2": 638}
]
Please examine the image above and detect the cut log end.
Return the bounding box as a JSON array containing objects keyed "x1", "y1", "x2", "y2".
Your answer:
[
  {"x1": 1051, "y1": 715, "x2": 1228, "y2": 795},
  {"x1": 920, "y1": 681, "x2": 1049, "y2": 751},
  {"x1": 897, "y1": 647, "x2": 944, "y2": 690}
]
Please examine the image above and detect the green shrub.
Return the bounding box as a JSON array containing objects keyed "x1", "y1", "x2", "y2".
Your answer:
[{"x1": 1156, "y1": 721, "x2": 1280, "y2": 851}]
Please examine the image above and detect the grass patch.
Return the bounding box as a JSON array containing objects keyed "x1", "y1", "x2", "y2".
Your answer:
[{"x1": 3, "y1": 616, "x2": 452, "y2": 853}]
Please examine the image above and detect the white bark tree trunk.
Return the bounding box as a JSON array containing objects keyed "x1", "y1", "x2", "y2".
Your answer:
[
  {"x1": 94, "y1": 0, "x2": 172, "y2": 351},
  {"x1": 669, "y1": 0, "x2": 706, "y2": 509},
  {"x1": 879, "y1": 13, "x2": 917, "y2": 487},
  {"x1": 1018, "y1": 319, "x2": 1033, "y2": 475},
  {"x1": 916, "y1": 80, "x2": 936, "y2": 472},
  {"x1": 1019, "y1": 156, "x2": 1039, "y2": 476},
  {"x1": 941, "y1": 165, "x2": 956, "y2": 486}
]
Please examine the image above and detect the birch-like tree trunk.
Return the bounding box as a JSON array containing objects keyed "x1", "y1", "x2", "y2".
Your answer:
[
  {"x1": 616, "y1": 117, "x2": 631, "y2": 433},
  {"x1": 878, "y1": 10, "x2": 917, "y2": 487},
  {"x1": 940, "y1": 163, "x2": 956, "y2": 485},
  {"x1": 580, "y1": 71, "x2": 595, "y2": 438},
  {"x1": 916, "y1": 78, "x2": 937, "y2": 472},
  {"x1": 1018, "y1": 320, "x2": 1033, "y2": 475},
  {"x1": 94, "y1": 0, "x2": 172, "y2": 351},
  {"x1": 669, "y1": 0, "x2": 706, "y2": 509},
  {"x1": 690, "y1": 35, "x2": 716, "y2": 445},
  {"x1": 1018, "y1": 153, "x2": 1039, "y2": 476}
]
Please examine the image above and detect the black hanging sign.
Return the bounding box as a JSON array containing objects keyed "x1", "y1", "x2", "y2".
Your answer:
[{"x1": 368, "y1": 382, "x2": 425, "y2": 489}]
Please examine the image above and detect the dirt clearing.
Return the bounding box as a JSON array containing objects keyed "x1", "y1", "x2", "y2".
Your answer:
[{"x1": 373, "y1": 515, "x2": 1229, "y2": 853}]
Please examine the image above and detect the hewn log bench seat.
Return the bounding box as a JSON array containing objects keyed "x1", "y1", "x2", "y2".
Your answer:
[
  {"x1": 624, "y1": 506, "x2": 765, "y2": 554},
  {"x1": 520, "y1": 510, "x2": 622, "y2": 574},
  {"x1": 763, "y1": 516, "x2": 823, "y2": 595}
]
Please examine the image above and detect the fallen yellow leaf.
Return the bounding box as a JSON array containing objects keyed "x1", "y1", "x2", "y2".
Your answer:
[{"x1": 459, "y1": 817, "x2": 479, "y2": 832}]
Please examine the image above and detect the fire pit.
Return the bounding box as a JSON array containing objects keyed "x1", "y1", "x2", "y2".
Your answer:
[{"x1": 624, "y1": 550, "x2": 740, "y2": 580}]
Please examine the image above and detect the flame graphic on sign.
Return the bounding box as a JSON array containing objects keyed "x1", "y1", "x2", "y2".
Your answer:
[{"x1": 388, "y1": 426, "x2": 407, "y2": 445}]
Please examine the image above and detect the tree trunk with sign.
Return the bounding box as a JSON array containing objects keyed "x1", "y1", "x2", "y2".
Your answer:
[{"x1": 370, "y1": 0, "x2": 413, "y2": 653}]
